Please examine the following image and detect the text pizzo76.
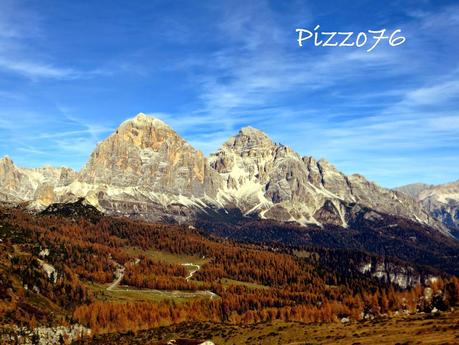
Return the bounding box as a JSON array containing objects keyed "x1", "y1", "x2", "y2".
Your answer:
[{"x1": 296, "y1": 25, "x2": 406, "y2": 52}]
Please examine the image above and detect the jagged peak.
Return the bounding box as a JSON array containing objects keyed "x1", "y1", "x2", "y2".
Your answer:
[
  {"x1": 215, "y1": 126, "x2": 275, "y2": 156},
  {"x1": 238, "y1": 126, "x2": 270, "y2": 138},
  {"x1": 350, "y1": 173, "x2": 367, "y2": 180},
  {"x1": 317, "y1": 158, "x2": 338, "y2": 170},
  {"x1": 0, "y1": 155, "x2": 14, "y2": 165},
  {"x1": 95, "y1": 112, "x2": 187, "y2": 151},
  {"x1": 119, "y1": 113, "x2": 172, "y2": 131},
  {"x1": 227, "y1": 126, "x2": 273, "y2": 146}
]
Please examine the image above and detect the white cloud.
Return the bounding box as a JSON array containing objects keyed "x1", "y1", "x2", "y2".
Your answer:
[
  {"x1": 0, "y1": 108, "x2": 113, "y2": 169},
  {"x1": 403, "y1": 78, "x2": 459, "y2": 106},
  {"x1": 0, "y1": 0, "x2": 116, "y2": 80},
  {"x1": 0, "y1": 58, "x2": 77, "y2": 79}
]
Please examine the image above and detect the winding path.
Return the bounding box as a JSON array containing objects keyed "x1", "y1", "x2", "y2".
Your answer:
[
  {"x1": 106, "y1": 259, "x2": 217, "y2": 300},
  {"x1": 181, "y1": 263, "x2": 201, "y2": 281},
  {"x1": 106, "y1": 265, "x2": 125, "y2": 291}
]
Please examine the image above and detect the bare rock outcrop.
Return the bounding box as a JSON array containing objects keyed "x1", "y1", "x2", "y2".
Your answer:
[{"x1": 397, "y1": 181, "x2": 459, "y2": 234}]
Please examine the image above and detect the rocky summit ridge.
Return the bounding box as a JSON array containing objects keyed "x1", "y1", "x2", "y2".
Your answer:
[
  {"x1": 0, "y1": 155, "x2": 77, "y2": 206},
  {"x1": 0, "y1": 113, "x2": 451, "y2": 234},
  {"x1": 396, "y1": 181, "x2": 459, "y2": 235}
]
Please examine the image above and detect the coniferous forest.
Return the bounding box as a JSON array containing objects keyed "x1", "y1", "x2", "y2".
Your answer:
[{"x1": 0, "y1": 203, "x2": 458, "y2": 343}]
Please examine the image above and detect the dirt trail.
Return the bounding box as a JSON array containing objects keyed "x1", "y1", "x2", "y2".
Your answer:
[
  {"x1": 106, "y1": 264, "x2": 125, "y2": 291},
  {"x1": 181, "y1": 263, "x2": 200, "y2": 281},
  {"x1": 106, "y1": 260, "x2": 217, "y2": 299}
]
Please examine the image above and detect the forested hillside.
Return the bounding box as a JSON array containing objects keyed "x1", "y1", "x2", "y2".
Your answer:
[{"x1": 0, "y1": 203, "x2": 458, "y2": 343}]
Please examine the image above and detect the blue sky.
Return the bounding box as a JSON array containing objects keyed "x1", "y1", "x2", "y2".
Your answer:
[{"x1": 0, "y1": 0, "x2": 458, "y2": 188}]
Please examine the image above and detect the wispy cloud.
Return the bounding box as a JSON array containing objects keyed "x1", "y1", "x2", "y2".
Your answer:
[
  {"x1": 0, "y1": 58, "x2": 77, "y2": 79},
  {"x1": 171, "y1": 1, "x2": 420, "y2": 125},
  {"x1": 0, "y1": 108, "x2": 113, "y2": 169},
  {"x1": 0, "y1": 0, "x2": 64, "y2": 80},
  {"x1": 403, "y1": 77, "x2": 459, "y2": 106},
  {"x1": 160, "y1": 0, "x2": 459, "y2": 187},
  {"x1": 0, "y1": 0, "x2": 117, "y2": 80}
]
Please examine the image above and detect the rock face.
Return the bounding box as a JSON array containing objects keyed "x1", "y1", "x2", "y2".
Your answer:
[
  {"x1": 396, "y1": 183, "x2": 433, "y2": 199},
  {"x1": 0, "y1": 156, "x2": 76, "y2": 205},
  {"x1": 209, "y1": 127, "x2": 438, "y2": 229},
  {"x1": 61, "y1": 114, "x2": 221, "y2": 222},
  {"x1": 0, "y1": 113, "x2": 449, "y2": 234},
  {"x1": 358, "y1": 259, "x2": 423, "y2": 289},
  {"x1": 80, "y1": 114, "x2": 217, "y2": 196},
  {"x1": 397, "y1": 181, "x2": 459, "y2": 234},
  {"x1": 210, "y1": 127, "x2": 325, "y2": 224}
]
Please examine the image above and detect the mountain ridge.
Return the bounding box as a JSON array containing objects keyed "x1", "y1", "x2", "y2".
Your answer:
[
  {"x1": 0, "y1": 113, "x2": 451, "y2": 235},
  {"x1": 396, "y1": 180, "x2": 459, "y2": 235}
]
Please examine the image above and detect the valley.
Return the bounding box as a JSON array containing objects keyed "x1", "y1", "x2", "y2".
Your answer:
[
  {"x1": 0, "y1": 114, "x2": 458, "y2": 344},
  {"x1": 0, "y1": 203, "x2": 458, "y2": 344}
]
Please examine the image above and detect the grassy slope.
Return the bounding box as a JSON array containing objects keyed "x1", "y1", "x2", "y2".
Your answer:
[
  {"x1": 125, "y1": 247, "x2": 209, "y2": 266},
  {"x1": 75, "y1": 309, "x2": 459, "y2": 344}
]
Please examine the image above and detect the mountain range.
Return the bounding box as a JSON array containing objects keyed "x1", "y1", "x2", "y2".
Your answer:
[{"x1": 0, "y1": 113, "x2": 457, "y2": 237}]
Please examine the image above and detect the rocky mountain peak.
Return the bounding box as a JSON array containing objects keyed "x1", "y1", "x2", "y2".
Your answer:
[
  {"x1": 0, "y1": 155, "x2": 14, "y2": 166},
  {"x1": 209, "y1": 126, "x2": 277, "y2": 175},
  {"x1": 238, "y1": 126, "x2": 271, "y2": 139},
  {"x1": 0, "y1": 156, "x2": 21, "y2": 201},
  {"x1": 0, "y1": 113, "x2": 451, "y2": 234},
  {"x1": 120, "y1": 113, "x2": 172, "y2": 131},
  {"x1": 395, "y1": 183, "x2": 433, "y2": 199},
  {"x1": 79, "y1": 114, "x2": 218, "y2": 203},
  {"x1": 112, "y1": 113, "x2": 183, "y2": 150},
  {"x1": 396, "y1": 180, "x2": 459, "y2": 235},
  {"x1": 0, "y1": 156, "x2": 76, "y2": 204},
  {"x1": 223, "y1": 126, "x2": 274, "y2": 153}
]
